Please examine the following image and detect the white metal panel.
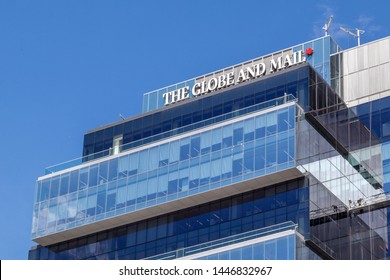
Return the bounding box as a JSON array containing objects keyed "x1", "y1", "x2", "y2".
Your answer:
[
  {"x1": 341, "y1": 37, "x2": 390, "y2": 104},
  {"x1": 358, "y1": 69, "x2": 369, "y2": 99},
  {"x1": 357, "y1": 45, "x2": 369, "y2": 70},
  {"x1": 369, "y1": 63, "x2": 390, "y2": 95}
]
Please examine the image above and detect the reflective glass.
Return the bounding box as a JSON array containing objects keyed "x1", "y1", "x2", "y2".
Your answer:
[
  {"x1": 31, "y1": 178, "x2": 306, "y2": 259},
  {"x1": 34, "y1": 104, "x2": 296, "y2": 239}
]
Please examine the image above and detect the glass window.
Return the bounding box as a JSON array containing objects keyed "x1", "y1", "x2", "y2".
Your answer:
[
  {"x1": 232, "y1": 154, "x2": 242, "y2": 177},
  {"x1": 108, "y1": 158, "x2": 118, "y2": 181},
  {"x1": 98, "y1": 162, "x2": 108, "y2": 185},
  {"x1": 158, "y1": 89, "x2": 167, "y2": 109},
  {"x1": 67, "y1": 193, "x2": 77, "y2": 222},
  {"x1": 40, "y1": 179, "x2": 50, "y2": 202},
  {"x1": 314, "y1": 39, "x2": 324, "y2": 65},
  {"x1": 276, "y1": 236, "x2": 288, "y2": 259},
  {"x1": 86, "y1": 187, "x2": 97, "y2": 217},
  {"x1": 50, "y1": 176, "x2": 60, "y2": 199},
  {"x1": 180, "y1": 139, "x2": 190, "y2": 161},
  {"x1": 126, "y1": 177, "x2": 137, "y2": 206},
  {"x1": 211, "y1": 158, "x2": 221, "y2": 182},
  {"x1": 288, "y1": 134, "x2": 295, "y2": 161},
  {"x1": 79, "y1": 168, "x2": 89, "y2": 190},
  {"x1": 212, "y1": 128, "x2": 222, "y2": 151},
  {"x1": 222, "y1": 126, "x2": 232, "y2": 149},
  {"x1": 218, "y1": 251, "x2": 230, "y2": 260},
  {"x1": 191, "y1": 137, "x2": 200, "y2": 158},
  {"x1": 169, "y1": 140, "x2": 180, "y2": 164},
  {"x1": 159, "y1": 143, "x2": 169, "y2": 166},
  {"x1": 129, "y1": 153, "x2": 138, "y2": 175},
  {"x1": 118, "y1": 155, "x2": 129, "y2": 178},
  {"x1": 277, "y1": 108, "x2": 289, "y2": 132},
  {"x1": 106, "y1": 183, "x2": 117, "y2": 212},
  {"x1": 233, "y1": 122, "x2": 244, "y2": 145},
  {"x1": 266, "y1": 112, "x2": 277, "y2": 135},
  {"x1": 89, "y1": 165, "x2": 98, "y2": 187},
  {"x1": 253, "y1": 242, "x2": 265, "y2": 259},
  {"x1": 265, "y1": 240, "x2": 276, "y2": 260},
  {"x1": 60, "y1": 174, "x2": 69, "y2": 196},
  {"x1": 266, "y1": 136, "x2": 277, "y2": 168},
  {"x1": 149, "y1": 91, "x2": 158, "y2": 111},
  {"x1": 200, "y1": 131, "x2": 211, "y2": 155},
  {"x1": 69, "y1": 170, "x2": 79, "y2": 193},
  {"x1": 147, "y1": 176, "x2": 157, "y2": 200},
  {"x1": 168, "y1": 170, "x2": 178, "y2": 194},
  {"x1": 255, "y1": 138, "x2": 265, "y2": 170},
  {"x1": 244, "y1": 118, "x2": 255, "y2": 142},
  {"x1": 148, "y1": 146, "x2": 159, "y2": 170},
  {"x1": 242, "y1": 245, "x2": 253, "y2": 260},
  {"x1": 189, "y1": 164, "x2": 200, "y2": 189},
  {"x1": 277, "y1": 132, "x2": 288, "y2": 164},
  {"x1": 138, "y1": 150, "x2": 149, "y2": 173},
  {"x1": 158, "y1": 174, "x2": 168, "y2": 197},
  {"x1": 243, "y1": 142, "x2": 254, "y2": 173},
  {"x1": 136, "y1": 178, "x2": 147, "y2": 203},
  {"x1": 77, "y1": 191, "x2": 87, "y2": 220},
  {"x1": 142, "y1": 94, "x2": 149, "y2": 113},
  {"x1": 57, "y1": 196, "x2": 68, "y2": 225},
  {"x1": 288, "y1": 235, "x2": 295, "y2": 259},
  {"x1": 230, "y1": 248, "x2": 241, "y2": 260},
  {"x1": 200, "y1": 161, "x2": 210, "y2": 186},
  {"x1": 255, "y1": 115, "x2": 265, "y2": 139},
  {"x1": 96, "y1": 184, "x2": 107, "y2": 214}
]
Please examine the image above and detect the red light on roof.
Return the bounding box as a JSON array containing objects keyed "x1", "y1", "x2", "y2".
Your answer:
[{"x1": 306, "y1": 48, "x2": 314, "y2": 56}]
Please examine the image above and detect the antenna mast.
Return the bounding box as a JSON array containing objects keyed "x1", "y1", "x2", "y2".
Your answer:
[
  {"x1": 323, "y1": 15, "x2": 333, "y2": 36},
  {"x1": 340, "y1": 26, "x2": 365, "y2": 46}
]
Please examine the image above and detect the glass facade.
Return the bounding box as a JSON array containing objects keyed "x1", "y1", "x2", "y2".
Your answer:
[
  {"x1": 81, "y1": 64, "x2": 343, "y2": 167},
  {"x1": 193, "y1": 233, "x2": 296, "y2": 260},
  {"x1": 33, "y1": 104, "x2": 296, "y2": 240},
  {"x1": 352, "y1": 98, "x2": 390, "y2": 260},
  {"x1": 30, "y1": 35, "x2": 390, "y2": 260},
  {"x1": 293, "y1": 36, "x2": 340, "y2": 85},
  {"x1": 29, "y1": 179, "x2": 309, "y2": 260},
  {"x1": 142, "y1": 36, "x2": 341, "y2": 113},
  {"x1": 352, "y1": 97, "x2": 390, "y2": 191},
  {"x1": 81, "y1": 66, "x2": 310, "y2": 162}
]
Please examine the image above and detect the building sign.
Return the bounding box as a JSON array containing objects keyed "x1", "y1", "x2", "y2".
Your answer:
[{"x1": 162, "y1": 50, "x2": 307, "y2": 106}]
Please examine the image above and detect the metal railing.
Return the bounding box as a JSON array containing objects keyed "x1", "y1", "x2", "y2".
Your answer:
[
  {"x1": 143, "y1": 221, "x2": 297, "y2": 260},
  {"x1": 45, "y1": 94, "x2": 297, "y2": 174}
]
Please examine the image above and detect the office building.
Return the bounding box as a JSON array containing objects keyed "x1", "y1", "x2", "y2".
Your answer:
[{"x1": 28, "y1": 35, "x2": 390, "y2": 260}]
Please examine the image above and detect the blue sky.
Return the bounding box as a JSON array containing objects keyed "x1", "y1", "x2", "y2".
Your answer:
[{"x1": 0, "y1": 0, "x2": 389, "y2": 260}]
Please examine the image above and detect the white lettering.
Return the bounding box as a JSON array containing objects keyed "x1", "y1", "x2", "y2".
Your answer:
[
  {"x1": 208, "y1": 78, "x2": 218, "y2": 91},
  {"x1": 293, "y1": 51, "x2": 298, "y2": 64},
  {"x1": 246, "y1": 66, "x2": 256, "y2": 79},
  {"x1": 181, "y1": 86, "x2": 190, "y2": 100},
  {"x1": 237, "y1": 68, "x2": 247, "y2": 83},
  {"x1": 218, "y1": 75, "x2": 227, "y2": 89},
  {"x1": 227, "y1": 72, "x2": 235, "y2": 86},
  {"x1": 283, "y1": 54, "x2": 292, "y2": 68},
  {"x1": 163, "y1": 91, "x2": 170, "y2": 106},
  {"x1": 162, "y1": 86, "x2": 190, "y2": 105},
  {"x1": 171, "y1": 89, "x2": 181, "y2": 103},
  {"x1": 192, "y1": 83, "x2": 201, "y2": 96},
  {"x1": 163, "y1": 51, "x2": 307, "y2": 106},
  {"x1": 200, "y1": 80, "x2": 207, "y2": 94},
  {"x1": 255, "y1": 63, "x2": 266, "y2": 77},
  {"x1": 298, "y1": 50, "x2": 306, "y2": 63},
  {"x1": 269, "y1": 56, "x2": 282, "y2": 73}
]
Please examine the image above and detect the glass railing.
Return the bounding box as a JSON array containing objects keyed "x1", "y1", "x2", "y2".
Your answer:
[
  {"x1": 144, "y1": 221, "x2": 297, "y2": 260},
  {"x1": 45, "y1": 94, "x2": 297, "y2": 174}
]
